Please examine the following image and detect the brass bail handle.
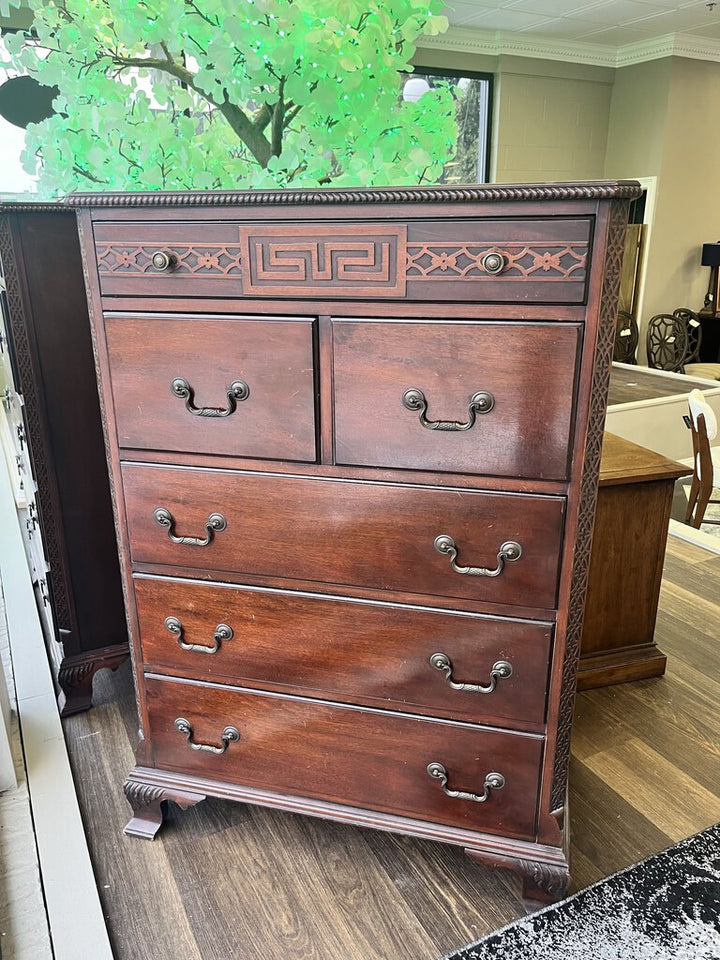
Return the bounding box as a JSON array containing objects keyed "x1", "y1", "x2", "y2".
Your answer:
[
  {"x1": 170, "y1": 377, "x2": 249, "y2": 418},
  {"x1": 434, "y1": 535, "x2": 522, "y2": 578},
  {"x1": 174, "y1": 718, "x2": 240, "y2": 754},
  {"x1": 402, "y1": 388, "x2": 495, "y2": 432},
  {"x1": 426, "y1": 762, "x2": 505, "y2": 803},
  {"x1": 164, "y1": 616, "x2": 233, "y2": 655},
  {"x1": 153, "y1": 507, "x2": 227, "y2": 547},
  {"x1": 429, "y1": 653, "x2": 513, "y2": 694}
]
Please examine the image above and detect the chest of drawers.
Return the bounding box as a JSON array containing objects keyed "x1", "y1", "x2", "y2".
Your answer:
[{"x1": 72, "y1": 181, "x2": 638, "y2": 907}]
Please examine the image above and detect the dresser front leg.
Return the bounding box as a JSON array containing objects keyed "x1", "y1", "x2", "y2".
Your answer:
[
  {"x1": 464, "y1": 848, "x2": 570, "y2": 912},
  {"x1": 123, "y1": 776, "x2": 206, "y2": 839}
]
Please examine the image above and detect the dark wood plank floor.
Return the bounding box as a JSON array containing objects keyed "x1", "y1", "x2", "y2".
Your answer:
[{"x1": 62, "y1": 536, "x2": 720, "y2": 960}]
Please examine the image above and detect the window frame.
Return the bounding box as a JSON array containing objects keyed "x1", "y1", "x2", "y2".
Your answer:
[{"x1": 410, "y1": 64, "x2": 494, "y2": 184}]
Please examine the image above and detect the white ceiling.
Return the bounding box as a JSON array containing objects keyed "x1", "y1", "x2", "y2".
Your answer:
[{"x1": 435, "y1": 0, "x2": 720, "y2": 64}]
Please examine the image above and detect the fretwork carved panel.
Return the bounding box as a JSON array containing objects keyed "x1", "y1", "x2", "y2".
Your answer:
[
  {"x1": 96, "y1": 242, "x2": 243, "y2": 277},
  {"x1": 406, "y1": 242, "x2": 587, "y2": 282},
  {"x1": 239, "y1": 224, "x2": 407, "y2": 297}
]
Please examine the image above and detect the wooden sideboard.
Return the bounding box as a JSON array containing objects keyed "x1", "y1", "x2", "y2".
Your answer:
[
  {"x1": 578, "y1": 432, "x2": 690, "y2": 689},
  {"x1": 0, "y1": 205, "x2": 128, "y2": 714}
]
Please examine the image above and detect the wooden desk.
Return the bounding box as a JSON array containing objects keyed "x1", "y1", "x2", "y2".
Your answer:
[{"x1": 578, "y1": 433, "x2": 691, "y2": 689}]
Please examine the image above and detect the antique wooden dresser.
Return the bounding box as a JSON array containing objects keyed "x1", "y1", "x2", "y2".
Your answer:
[
  {"x1": 0, "y1": 205, "x2": 128, "y2": 715},
  {"x1": 71, "y1": 181, "x2": 638, "y2": 905}
]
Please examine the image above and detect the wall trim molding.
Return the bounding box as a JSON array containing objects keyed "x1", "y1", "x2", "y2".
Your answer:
[{"x1": 417, "y1": 27, "x2": 720, "y2": 68}]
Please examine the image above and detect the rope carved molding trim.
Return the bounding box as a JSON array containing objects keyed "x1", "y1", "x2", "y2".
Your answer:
[{"x1": 65, "y1": 181, "x2": 642, "y2": 207}]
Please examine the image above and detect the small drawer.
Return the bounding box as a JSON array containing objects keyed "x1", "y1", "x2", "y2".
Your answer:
[
  {"x1": 145, "y1": 675, "x2": 543, "y2": 840},
  {"x1": 122, "y1": 464, "x2": 564, "y2": 610},
  {"x1": 95, "y1": 220, "x2": 245, "y2": 298},
  {"x1": 333, "y1": 320, "x2": 581, "y2": 479},
  {"x1": 93, "y1": 217, "x2": 591, "y2": 304},
  {"x1": 135, "y1": 577, "x2": 553, "y2": 729},
  {"x1": 105, "y1": 315, "x2": 316, "y2": 462}
]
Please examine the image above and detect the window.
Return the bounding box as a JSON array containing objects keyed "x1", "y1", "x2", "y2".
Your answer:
[{"x1": 404, "y1": 67, "x2": 493, "y2": 184}]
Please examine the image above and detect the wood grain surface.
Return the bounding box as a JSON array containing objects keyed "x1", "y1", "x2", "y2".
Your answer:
[
  {"x1": 61, "y1": 536, "x2": 720, "y2": 959},
  {"x1": 106, "y1": 314, "x2": 317, "y2": 461},
  {"x1": 144, "y1": 675, "x2": 542, "y2": 839},
  {"x1": 332, "y1": 320, "x2": 581, "y2": 479},
  {"x1": 122, "y1": 464, "x2": 565, "y2": 609},
  {"x1": 135, "y1": 575, "x2": 553, "y2": 729}
]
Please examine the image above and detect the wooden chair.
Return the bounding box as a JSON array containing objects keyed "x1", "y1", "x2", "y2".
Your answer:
[
  {"x1": 647, "y1": 313, "x2": 689, "y2": 372},
  {"x1": 673, "y1": 307, "x2": 702, "y2": 360},
  {"x1": 613, "y1": 309, "x2": 638, "y2": 363},
  {"x1": 673, "y1": 308, "x2": 720, "y2": 380},
  {"x1": 684, "y1": 389, "x2": 720, "y2": 528}
]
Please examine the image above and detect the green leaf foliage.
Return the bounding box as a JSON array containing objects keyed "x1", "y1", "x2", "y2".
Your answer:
[{"x1": 6, "y1": 0, "x2": 458, "y2": 195}]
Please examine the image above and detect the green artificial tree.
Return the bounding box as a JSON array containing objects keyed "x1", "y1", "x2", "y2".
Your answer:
[{"x1": 4, "y1": 0, "x2": 458, "y2": 195}]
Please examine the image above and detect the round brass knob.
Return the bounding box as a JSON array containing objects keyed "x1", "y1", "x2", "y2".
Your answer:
[
  {"x1": 481, "y1": 252, "x2": 507, "y2": 275},
  {"x1": 151, "y1": 250, "x2": 174, "y2": 271}
]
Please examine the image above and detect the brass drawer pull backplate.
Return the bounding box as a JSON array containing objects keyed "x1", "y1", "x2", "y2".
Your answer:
[
  {"x1": 153, "y1": 507, "x2": 227, "y2": 547},
  {"x1": 174, "y1": 717, "x2": 240, "y2": 754},
  {"x1": 164, "y1": 616, "x2": 233, "y2": 654},
  {"x1": 171, "y1": 377, "x2": 250, "y2": 418},
  {"x1": 427, "y1": 762, "x2": 505, "y2": 803},
  {"x1": 434, "y1": 535, "x2": 522, "y2": 577},
  {"x1": 402, "y1": 388, "x2": 495, "y2": 432},
  {"x1": 151, "y1": 250, "x2": 175, "y2": 271},
  {"x1": 429, "y1": 653, "x2": 513, "y2": 693}
]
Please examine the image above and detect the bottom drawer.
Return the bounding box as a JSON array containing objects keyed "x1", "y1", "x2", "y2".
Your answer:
[{"x1": 145, "y1": 676, "x2": 542, "y2": 841}]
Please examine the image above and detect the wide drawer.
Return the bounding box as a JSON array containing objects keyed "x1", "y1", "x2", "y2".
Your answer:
[
  {"x1": 123, "y1": 464, "x2": 564, "y2": 609},
  {"x1": 105, "y1": 315, "x2": 316, "y2": 461},
  {"x1": 145, "y1": 675, "x2": 543, "y2": 840},
  {"x1": 93, "y1": 217, "x2": 591, "y2": 304},
  {"x1": 135, "y1": 576, "x2": 553, "y2": 729},
  {"x1": 333, "y1": 320, "x2": 580, "y2": 478}
]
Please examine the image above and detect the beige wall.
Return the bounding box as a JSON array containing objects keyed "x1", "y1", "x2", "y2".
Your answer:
[
  {"x1": 492, "y1": 57, "x2": 614, "y2": 182},
  {"x1": 414, "y1": 45, "x2": 720, "y2": 359},
  {"x1": 413, "y1": 50, "x2": 614, "y2": 183},
  {"x1": 609, "y1": 58, "x2": 720, "y2": 325},
  {"x1": 604, "y1": 58, "x2": 671, "y2": 180}
]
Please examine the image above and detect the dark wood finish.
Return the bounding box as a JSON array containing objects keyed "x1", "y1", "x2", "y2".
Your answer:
[
  {"x1": 106, "y1": 314, "x2": 317, "y2": 461},
  {"x1": 91, "y1": 214, "x2": 593, "y2": 304},
  {"x1": 57, "y1": 644, "x2": 131, "y2": 715},
  {"x1": 332, "y1": 320, "x2": 581, "y2": 479},
  {"x1": 123, "y1": 778, "x2": 205, "y2": 840},
  {"x1": 465, "y1": 848, "x2": 570, "y2": 910},
  {"x1": 578, "y1": 433, "x2": 691, "y2": 689},
  {"x1": 122, "y1": 463, "x2": 565, "y2": 609},
  {"x1": 0, "y1": 205, "x2": 127, "y2": 715},
  {"x1": 684, "y1": 411, "x2": 720, "y2": 528},
  {"x1": 134, "y1": 575, "x2": 553, "y2": 729},
  {"x1": 73, "y1": 182, "x2": 638, "y2": 906},
  {"x1": 59, "y1": 536, "x2": 720, "y2": 959},
  {"x1": 144, "y1": 675, "x2": 543, "y2": 839}
]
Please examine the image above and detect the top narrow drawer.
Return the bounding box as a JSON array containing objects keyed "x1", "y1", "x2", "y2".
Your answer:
[{"x1": 93, "y1": 217, "x2": 592, "y2": 305}]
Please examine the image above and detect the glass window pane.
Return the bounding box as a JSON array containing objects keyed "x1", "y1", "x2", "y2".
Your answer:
[{"x1": 405, "y1": 69, "x2": 492, "y2": 184}]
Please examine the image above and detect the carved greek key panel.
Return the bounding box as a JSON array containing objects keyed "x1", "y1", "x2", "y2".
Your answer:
[
  {"x1": 96, "y1": 243, "x2": 243, "y2": 277},
  {"x1": 406, "y1": 242, "x2": 587, "y2": 281},
  {"x1": 239, "y1": 224, "x2": 407, "y2": 297}
]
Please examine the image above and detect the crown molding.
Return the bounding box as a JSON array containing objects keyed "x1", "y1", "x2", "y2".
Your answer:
[
  {"x1": 615, "y1": 33, "x2": 720, "y2": 66},
  {"x1": 417, "y1": 26, "x2": 720, "y2": 68}
]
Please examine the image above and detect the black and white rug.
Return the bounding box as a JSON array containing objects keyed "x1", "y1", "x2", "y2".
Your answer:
[{"x1": 442, "y1": 823, "x2": 720, "y2": 960}]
